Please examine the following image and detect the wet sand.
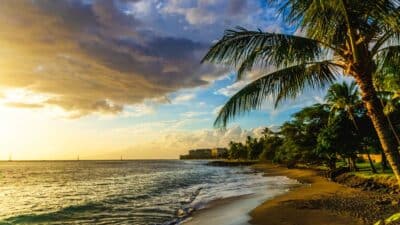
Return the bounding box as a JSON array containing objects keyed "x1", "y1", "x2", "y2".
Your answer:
[
  {"x1": 184, "y1": 163, "x2": 399, "y2": 225},
  {"x1": 182, "y1": 194, "x2": 260, "y2": 225},
  {"x1": 183, "y1": 179, "x2": 296, "y2": 225},
  {"x1": 249, "y1": 163, "x2": 363, "y2": 225}
]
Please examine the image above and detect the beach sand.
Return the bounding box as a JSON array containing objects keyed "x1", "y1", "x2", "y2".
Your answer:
[
  {"x1": 182, "y1": 194, "x2": 262, "y2": 225},
  {"x1": 184, "y1": 162, "x2": 400, "y2": 225},
  {"x1": 184, "y1": 163, "x2": 381, "y2": 225},
  {"x1": 249, "y1": 163, "x2": 364, "y2": 225}
]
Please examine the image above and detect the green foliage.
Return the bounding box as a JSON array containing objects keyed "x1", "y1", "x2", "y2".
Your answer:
[
  {"x1": 374, "y1": 212, "x2": 400, "y2": 225},
  {"x1": 212, "y1": 61, "x2": 337, "y2": 127},
  {"x1": 246, "y1": 136, "x2": 264, "y2": 160},
  {"x1": 202, "y1": 28, "x2": 323, "y2": 79},
  {"x1": 272, "y1": 104, "x2": 330, "y2": 166},
  {"x1": 259, "y1": 134, "x2": 283, "y2": 161},
  {"x1": 228, "y1": 141, "x2": 247, "y2": 160},
  {"x1": 203, "y1": 0, "x2": 400, "y2": 128},
  {"x1": 325, "y1": 81, "x2": 362, "y2": 127},
  {"x1": 203, "y1": 0, "x2": 400, "y2": 185},
  {"x1": 316, "y1": 113, "x2": 360, "y2": 169},
  {"x1": 224, "y1": 78, "x2": 397, "y2": 173}
]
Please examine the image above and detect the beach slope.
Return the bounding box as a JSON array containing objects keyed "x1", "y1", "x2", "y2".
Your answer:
[{"x1": 250, "y1": 164, "x2": 364, "y2": 225}]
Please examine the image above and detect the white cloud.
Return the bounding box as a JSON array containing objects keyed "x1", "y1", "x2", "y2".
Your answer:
[
  {"x1": 101, "y1": 118, "x2": 268, "y2": 158},
  {"x1": 212, "y1": 104, "x2": 223, "y2": 115},
  {"x1": 215, "y1": 80, "x2": 248, "y2": 96},
  {"x1": 172, "y1": 93, "x2": 196, "y2": 104},
  {"x1": 214, "y1": 70, "x2": 265, "y2": 97},
  {"x1": 180, "y1": 111, "x2": 209, "y2": 118},
  {"x1": 122, "y1": 103, "x2": 156, "y2": 117},
  {"x1": 119, "y1": 124, "x2": 266, "y2": 158},
  {"x1": 161, "y1": 0, "x2": 218, "y2": 25}
]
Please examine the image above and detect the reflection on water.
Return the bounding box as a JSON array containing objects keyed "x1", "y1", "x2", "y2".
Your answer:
[{"x1": 0, "y1": 160, "x2": 296, "y2": 225}]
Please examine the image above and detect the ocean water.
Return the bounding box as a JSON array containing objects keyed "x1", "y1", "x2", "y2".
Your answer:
[{"x1": 0, "y1": 160, "x2": 297, "y2": 225}]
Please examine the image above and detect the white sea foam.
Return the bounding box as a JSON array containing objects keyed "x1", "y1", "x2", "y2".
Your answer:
[{"x1": 0, "y1": 160, "x2": 299, "y2": 225}]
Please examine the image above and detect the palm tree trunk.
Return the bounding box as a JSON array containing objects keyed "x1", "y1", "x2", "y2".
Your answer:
[
  {"x1": 351, "y1": 156, "x2": 358, "y2": 171},
  {"x1": 366, "y1": 150, "x2": 377, "y2": 174},
  {"x1": 348, "y1": 111, "x2": 360, "y2": 131},
  {"x1": 355, "y1": 74, "x2": 400, "y2": 185},
  {"x1": 350, "y1": 114, "x2": 377, "y2": 173},
  {"x1": 382, "y1": 151, "x2": 389, "y2": 171},
  {"x1": 379, "y1": 98, "x2": 400, "y2": 145},
  {"x1": 387, "y1": 115, "x2": 400, "y2": 144}
]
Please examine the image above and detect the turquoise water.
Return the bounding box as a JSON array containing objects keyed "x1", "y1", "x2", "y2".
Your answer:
[{"x1": 0, "y1": 160, "x2": 296, "y2": 225}]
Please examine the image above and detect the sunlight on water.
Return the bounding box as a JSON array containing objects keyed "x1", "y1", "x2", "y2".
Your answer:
[{"x1": 0, "y1": 160, "x2": 297, "y2": 225}]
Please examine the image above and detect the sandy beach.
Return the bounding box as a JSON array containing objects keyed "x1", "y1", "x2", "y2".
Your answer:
[
  {"x1": 249, "y1": 163, "x2": 363, "y2": 225},
  {"x1": 185, "y1": 163, "x2": 400, "y2": 225}
]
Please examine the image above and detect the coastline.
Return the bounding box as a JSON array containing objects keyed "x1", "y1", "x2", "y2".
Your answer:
[
  {"x1": 249, "y1": 163, "x2": 363, "y2": 225},
  {"x1": 182, "y1": 162, "x2": 299, "y2": 225},
  {"x1": 184, "y1": 162, "x2": 400, "y2": 225}
]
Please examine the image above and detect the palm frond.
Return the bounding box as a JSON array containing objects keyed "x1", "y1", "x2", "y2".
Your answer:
[
  {"x1": 325, "y1": 81, "x2": 360, "y2": 121},
  {"x1": 375, "y1": 45, "x2": 400, "y2": 74},
  {"x1": 214, "y1": 61, "x2": 339, "y2": 128},
  {"x1": 202, "y1": 27, "x2": 323, "y2": 80},
  {"x1": 371, "y1": 2, "x2": 400, "y2": 34},
  {"x1": 272, "y1": 0, "x2": 348, "y2": 46},
  {"x1": 271, "y1": 0, "x2": 400, "y2": 49},
  {"x1": 372, "y1": 31, "x2": 400, "y2": 56}
]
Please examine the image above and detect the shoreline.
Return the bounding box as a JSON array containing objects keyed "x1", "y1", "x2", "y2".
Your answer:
[
  {"x1": 249, "y1": 163, "x2": 363, "y2": 225},
  {"x1": 185, "y1": 162, "x2": 400, "y2": 225},
  {"x1": 250, "y1": 163, "x2": 400, "y2": 225}
]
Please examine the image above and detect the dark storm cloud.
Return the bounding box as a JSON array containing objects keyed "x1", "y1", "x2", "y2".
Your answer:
[{"x1": 0, "y1": 0, "x2": 224, "y2": 117}]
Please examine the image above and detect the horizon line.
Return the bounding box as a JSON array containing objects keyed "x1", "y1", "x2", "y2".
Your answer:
[{"x1": 0, "y1": 158, "x2": 182, "y2": 162}]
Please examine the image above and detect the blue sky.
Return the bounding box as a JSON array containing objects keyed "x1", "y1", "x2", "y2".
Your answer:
[{"x1": 0, "y1": 0, "x2": 328, "y2": 159}]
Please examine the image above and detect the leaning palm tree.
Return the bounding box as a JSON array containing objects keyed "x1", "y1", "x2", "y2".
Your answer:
[
  {"x1": 325, "y1": 81, "x2": 361, "y2": 129},
  {"x1": 202, "y1": 1, "x2": 400, "y2": 184}
]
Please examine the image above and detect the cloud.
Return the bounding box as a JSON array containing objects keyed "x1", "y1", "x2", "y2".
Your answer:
[
  {"x1": 0, "y1": 0, "x2": 286, "y2": 118},
  {"x1": 157, "y1": 125, "x2": 265, "y2": 151},
  {"x1": 0, "y1": 0, "x2": 226, "y2": 117},
  {"x1": 214, "y1": 70, "x2": 265, "y2": 97},
  {"x1": 212, "y1": 105, "x2": 223, "y2": 115},
  {"x1": 118, "y1": 124, "x2": 266, "y2": 157},
  {"x1": 122, "y1": 103, "x2": 156, "y2": 117},
  {"x1": 215, "y1": 80, "x2": 248, "y2": 97},
  {"x1": 172, "y1": 93, "x2": 196, "y2": 104},
  {"x1": 160, "y1": 0, "x2": 259, "y2": 26},
  {"x1": 4, "y1": 102, "x2": 44, "y2": 109},
  {"x1": 161, "y1": 0, "x2": 216, "y2": 25},
  {"x1": 180, "y1": 111, "x2": 209, "y2": 118}
]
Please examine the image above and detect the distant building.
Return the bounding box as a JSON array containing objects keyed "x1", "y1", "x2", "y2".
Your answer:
[{"x1": 180, "y1": 147, "x2": 228, "y2": 160}]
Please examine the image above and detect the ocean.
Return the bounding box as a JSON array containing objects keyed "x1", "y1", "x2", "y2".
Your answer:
[{"x1": 0, "y1": 160, "x2": 297, "y2": 225}]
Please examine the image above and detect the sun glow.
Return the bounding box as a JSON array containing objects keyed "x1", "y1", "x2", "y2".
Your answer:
[{"x1": 0, "y1": 90, "x2": 82, "y2": 160}]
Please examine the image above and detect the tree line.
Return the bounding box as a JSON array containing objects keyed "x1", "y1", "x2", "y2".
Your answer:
[{"x1": 226, "y1": 81, "x2": 399, "y2": 173}]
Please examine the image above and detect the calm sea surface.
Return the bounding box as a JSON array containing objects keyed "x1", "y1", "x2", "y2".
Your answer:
[{"x1": 0, "y1": 160, "x2": 296, "y2": 225}]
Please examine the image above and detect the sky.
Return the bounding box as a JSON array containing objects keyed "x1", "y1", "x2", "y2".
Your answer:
[{"x1": 0, "y1": 0, "x2": 327, "y2": 160}]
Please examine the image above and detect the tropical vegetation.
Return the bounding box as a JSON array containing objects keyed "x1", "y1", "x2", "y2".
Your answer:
[
  {"x1": 202, "y1": 0, "x2": 400, "y2": 184},
  {"x1": 225, "y1": 82, "x2": 398, "y2": 175}
]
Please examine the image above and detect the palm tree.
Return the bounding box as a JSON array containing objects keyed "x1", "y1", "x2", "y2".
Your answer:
[
  {"x1": 261, "y1": 127, "x2": 275, "y2": 139},
  {"x1": 374, "y1": 69, "x2": 400, "y2": 144},
  {"x1": 325, "y1": 81, "x2": 369, "y2": 172},
  {"x1": 325, "y1": 81, "x2": 361, "y2": 130},
  {"x1": 202, "y1": 1, "x2": 400, "y2": 184}
]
